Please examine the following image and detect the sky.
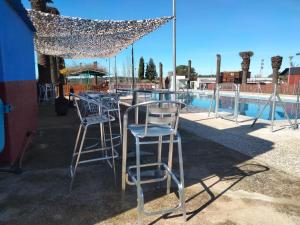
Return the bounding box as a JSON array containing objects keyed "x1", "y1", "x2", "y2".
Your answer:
[{"x1": 22, "y1": 0, "x2": 300, "y2": 77}]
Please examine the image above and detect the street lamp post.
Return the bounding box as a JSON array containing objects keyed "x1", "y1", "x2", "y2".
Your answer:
[{"x1": 288, "y1": 56, "x2": 293, "y2": 85}]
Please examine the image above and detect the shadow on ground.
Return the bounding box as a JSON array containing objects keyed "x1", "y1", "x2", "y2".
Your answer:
[{"x1": 0, "y1": 104, "x2": 299, "y2": 225}]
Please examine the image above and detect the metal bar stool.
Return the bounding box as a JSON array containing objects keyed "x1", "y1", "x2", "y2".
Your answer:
[
  {"x1": 85, "y1": 92, "x2": 122, "y2": 148},
  {"x1": 70, "y1": 94, "x2": 118, "y2": 191},
  {"x1": 122, "y1": 100, "x2": 186, "y2": 224}
]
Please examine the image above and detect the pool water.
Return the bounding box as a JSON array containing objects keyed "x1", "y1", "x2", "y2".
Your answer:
[{"x1": 150, "y1": 93, "x2": 300, "y2": 121}]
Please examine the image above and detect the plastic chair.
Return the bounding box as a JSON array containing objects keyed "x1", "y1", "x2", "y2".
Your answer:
[
  {"x1": 122, "y1": 100, "x2": 186, "y2": 224},
  {"x1": 70, "y1": 94, "x2": 118, "y2": 191},
  {"x1": 38, "y1": 84, "x2": 56, "y2": 102}
]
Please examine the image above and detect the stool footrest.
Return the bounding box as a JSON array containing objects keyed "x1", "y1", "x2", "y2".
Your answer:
[
  {"x1": 77, "y1": 154, "x2": 118, "y2": 165},
  {"x1": 126, "y1": 163, "x2": 181, "y2": 188}
]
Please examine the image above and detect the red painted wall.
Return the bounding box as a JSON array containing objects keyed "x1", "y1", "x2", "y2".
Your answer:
[
  {"x1": 0, "y1": 80, "x2": 38, "y2": 165},
  {"x1": 288, "y1": 75, "x2": 300, "y2": 85}
]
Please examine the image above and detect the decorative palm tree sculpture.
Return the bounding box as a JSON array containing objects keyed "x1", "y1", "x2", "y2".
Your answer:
[
  {"x1": 252, "y1": 55, "x2": 294, "y2": 131},
  {"x1": 271, "y1": 55, "x2": 283, "y2": 84},
  {"x1": 239, "y1": 51, "x2": 253, "y2": 84}
]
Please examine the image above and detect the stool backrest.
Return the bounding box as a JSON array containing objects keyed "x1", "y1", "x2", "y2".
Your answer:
[
  {"x1": 101, "y1": 94, "x2": 120, "y2": 111},
  {"x1": 73, "y1": 94, "x2": 100, "y2": 123},
  {"x1": 144, "y1": 101, "x2": 181, "y2": 136}
]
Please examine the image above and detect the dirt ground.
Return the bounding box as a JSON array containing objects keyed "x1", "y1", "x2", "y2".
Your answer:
[{"x1": 0, "y1": 104, "x2": 300, "y2": 225}]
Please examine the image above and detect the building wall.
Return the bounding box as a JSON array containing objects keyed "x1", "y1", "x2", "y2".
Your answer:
[
  {"x1": 0, "y1": 1, "x2": 38, "y2": 165},
  {"x1": 288, "y1": 75, "x2": 300, "y2": 86}
]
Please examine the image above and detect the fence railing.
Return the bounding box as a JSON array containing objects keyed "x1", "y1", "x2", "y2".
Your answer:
[
  {"x1": 206, "y1": 83, "x2": 299, "y2": 95},
  {"x1": 64, "y1": 82, "x2": 155, "y2": 95}
]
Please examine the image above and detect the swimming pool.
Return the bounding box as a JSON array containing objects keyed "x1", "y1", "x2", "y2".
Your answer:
[{"x1": 150, "y1": 92, "x2": 300, "y2": 120}]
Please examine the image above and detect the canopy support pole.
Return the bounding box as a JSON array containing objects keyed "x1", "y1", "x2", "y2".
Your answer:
[
  {"x1": 115, "y1": 56, "x2": 117, "y2": 91},
  {"x1": 108, "y1": 58, "x2": 111, "y2": 92},
  {"x1": 171, "y1": 0, "x2": 176, "y2": 92},
  {"x1": 131, "y1": 44, "x2": 135, "y2": 90}
]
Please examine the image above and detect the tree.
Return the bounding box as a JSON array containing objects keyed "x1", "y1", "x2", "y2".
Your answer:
[
  {"x1": 30, "y1": 0, "x2": 57, "y2": 84},
  {"x1": 145, "y1": 58, "x2": 158, "y2": 81},
  {"x1": 176, "y1": 65, "x2": 198, "y2": 81},
  {"x1": 138, "y1": 57, "x2": 145, "y2": 80}
]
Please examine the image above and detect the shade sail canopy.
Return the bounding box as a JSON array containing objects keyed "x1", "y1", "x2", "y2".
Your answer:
[{"x1": 27, "y1": 10, "x2": 172, "y2": 59}]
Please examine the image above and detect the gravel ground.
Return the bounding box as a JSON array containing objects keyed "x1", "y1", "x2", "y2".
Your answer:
[{"x1": 180, "y1": 112, "x2": 300, "y2": 178}]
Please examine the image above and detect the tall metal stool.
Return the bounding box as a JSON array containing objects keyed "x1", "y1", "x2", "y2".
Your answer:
[
  {"x1": 70, "y1": 94, "x2": 118, "y2": 191},
  {"x1": 85, "y1": 92, "x2": 122, "y2": 148},
  {"x1": 122, "y1": 100, "x2": 186, "y2": 224}
]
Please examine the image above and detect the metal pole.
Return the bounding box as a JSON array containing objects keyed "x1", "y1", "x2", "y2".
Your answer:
[
  {"x1": 288, "y1": 56, "x2": 293, "y2": 85},
  {"x1": 114, "y1": 56, "x2": 117, "y2": 91},
  {"x1": 131, "y1": 44, "x2": 135, "y2": 90},
  {"x1": 108, "y1": 58, "x2": 111, "y2": 92},
  {"x1": 270, "y1": 83, "x2": 277, "y2": 132},
  {"x1": 295, "y1": 80, "x2": 300, "y2": 129},
  {"x1": 234, "y1": 84, "x2": 240, "y2": 123},
  {"x1": 215, "y1": 54, "x2": 221, "y2": 117},
  {"x1": 172, "y1": 0, "x2": 176, "y2": 91}
]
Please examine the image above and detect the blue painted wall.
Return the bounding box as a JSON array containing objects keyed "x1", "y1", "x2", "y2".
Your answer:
[{"x1": 0, "y1": 0, "x2": 36, "y2": 82}]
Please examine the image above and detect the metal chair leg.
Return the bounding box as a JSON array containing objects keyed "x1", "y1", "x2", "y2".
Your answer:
[
  {"x1": 118, "y1": 102, "x2": 123, "y2": 142},
  {"x1": 177, "y1": 134, "x2": 186, "y2": 221},
  {"x1": 122, "y1": 114, "x2": 128, "y2": 192},
  {"x1": 158, "y1": 136, "x2": 162, "y2": 163},
  {"x1": 70, "y1": 124, "x2": 83, "y2": 175},
  {"x1": 108, "y1": 120, "x2": 117, "y2": 187},
  {"x1": 70, "y1": 126, "x2": 87, "y2": 191},
  {"x1": 136, "y1": 137, "x2": 143, "y2": 225},
  {"x1": 167, "y1": 134, "x2": 174, "y2": 194}
]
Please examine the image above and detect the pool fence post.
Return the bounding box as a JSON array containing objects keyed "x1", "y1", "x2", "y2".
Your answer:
[
  {"x1": 209, "y1": 54, "x2": 221, "y2": 117},
  {"x1": 233, "y1": 83, "x2": 240, "y2": 123},
  {"x1": 215, "y1": 54, "x2": 221, "y2": 117}
]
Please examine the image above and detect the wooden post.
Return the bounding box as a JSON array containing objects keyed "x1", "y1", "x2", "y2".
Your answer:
[
  {"x1": 216, "y1": 54, "x2": 221, "y2": 84},
  {"x1": 49, "y1": 56, "x2": 56, "y2": 83},
  {"x1": 187, "y1": 60, "x2": 191, "y2": 89},
  {"x1": 159, "y1": 63, "x2": 163, "y2": 89}
]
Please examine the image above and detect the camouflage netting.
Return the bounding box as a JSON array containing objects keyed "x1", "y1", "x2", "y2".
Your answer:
[{"x1": 27, "y1": 10, "x2": 172, "y2": 59}]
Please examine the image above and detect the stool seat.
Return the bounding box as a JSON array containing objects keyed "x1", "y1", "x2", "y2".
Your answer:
[
  {"x1": 83, "y1": 114, "x2": 113, "y2": 125},
  {"x1": 128, "y1": 124, "x2": 174, "y2": 137}
]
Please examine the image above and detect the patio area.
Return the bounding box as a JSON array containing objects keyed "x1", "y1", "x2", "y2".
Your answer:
[{"x1": 1, "y1": 104, "x2": 300, "y2": 225}]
